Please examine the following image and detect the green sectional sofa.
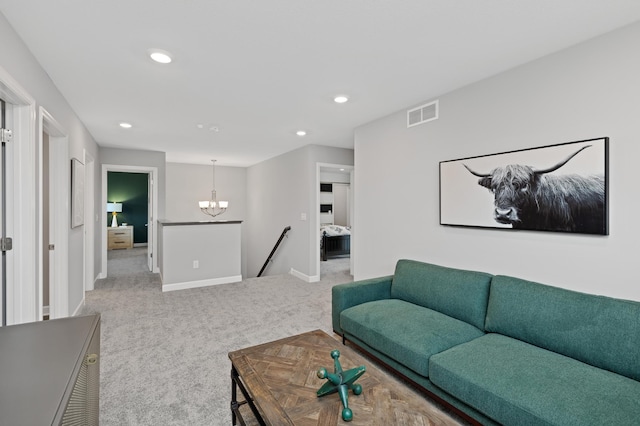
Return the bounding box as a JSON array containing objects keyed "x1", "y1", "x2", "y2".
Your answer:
[{"x1": 332, "y1": 259, "x2": 640, "y2": 425}]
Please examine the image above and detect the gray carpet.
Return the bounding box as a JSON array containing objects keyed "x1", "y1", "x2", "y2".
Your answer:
[{"x1": 81, "y1": 249, "x2": 356, "y2": 425}]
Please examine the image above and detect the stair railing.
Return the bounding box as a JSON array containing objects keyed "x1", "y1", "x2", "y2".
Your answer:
[{"x1": 257, "y1": 226, "x2": 292, "y2": 277}]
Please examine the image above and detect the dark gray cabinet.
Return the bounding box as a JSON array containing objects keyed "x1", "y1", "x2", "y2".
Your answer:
[{"x1": 0, "y1": 314, "x2": 100, "y2": 425}]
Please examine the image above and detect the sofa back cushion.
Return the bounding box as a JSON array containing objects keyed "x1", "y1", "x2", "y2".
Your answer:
[
  {"x1": 486, "y1": 275, "x2": 640, "y2": 381},
  {"x1": 390, "y1": 259, "x2": 492, "y2": 330}
]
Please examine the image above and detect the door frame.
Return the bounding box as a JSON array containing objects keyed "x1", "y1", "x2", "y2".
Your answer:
[
  {"x1": 83, "y1": 150, "x2": 95, "y2": 291},
  {"x1": 38, "y1": 107, "x2": 69, "y2": 320},
  {"x1": 100, "y1": 164, "x2": 158, "y2": 278},
  {"x1": 0, "y1": 65, "x2": 37, "y2": 325},
  {"x1": 315, "y1": 162, "x2": 354, "y2": 281}
]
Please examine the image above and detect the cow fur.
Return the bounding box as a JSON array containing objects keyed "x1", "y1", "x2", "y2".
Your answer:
[{"x1": 476, "y1": 165, "x2": 605, "y2": 233}]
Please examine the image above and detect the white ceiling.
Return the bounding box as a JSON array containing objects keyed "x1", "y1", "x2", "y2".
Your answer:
[{"x1": 2, "y1": 1, "x2": 639, "y2": 167}]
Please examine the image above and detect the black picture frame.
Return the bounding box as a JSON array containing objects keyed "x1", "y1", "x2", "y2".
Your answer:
[{"x1": 439, "y1": 137, "x2": 609, "y2": 235}]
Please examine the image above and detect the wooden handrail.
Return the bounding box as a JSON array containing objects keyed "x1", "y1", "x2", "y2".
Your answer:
[{"x1": 257, "y1": 226, "x2": 292, "y2": 277}]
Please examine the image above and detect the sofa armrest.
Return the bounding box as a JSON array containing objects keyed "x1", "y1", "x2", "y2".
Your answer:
[{"x1": 332, "y1": 275, "x2": 393, "y2": 335}]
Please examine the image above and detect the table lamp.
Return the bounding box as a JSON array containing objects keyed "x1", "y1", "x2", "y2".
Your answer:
[{"x1": 107, "y1": 202, "x2": 123, "y2": 227}]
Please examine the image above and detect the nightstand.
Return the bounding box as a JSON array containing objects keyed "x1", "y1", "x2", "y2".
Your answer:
[{"x1": 108, "y1": 225, "x2": 133, "y2": 250}]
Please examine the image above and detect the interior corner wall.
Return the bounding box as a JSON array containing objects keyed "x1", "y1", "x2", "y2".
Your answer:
[
  {"x1": 0, "y1": 12, "x2": 100, "y2": 317},
  {"x1": 246, "y1": 145, "x2": 353, "y2": 279},
  {"x1": 353, "y1": 22, "x2": 640, "y2": 302},
  {"x1": 246, "y1": 147, "x2": 308, "y2": 278}
]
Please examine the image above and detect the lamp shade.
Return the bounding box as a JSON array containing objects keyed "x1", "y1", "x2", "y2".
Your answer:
[{"x1": 106, "y1": 202, "x2": 123, "y2": 213}]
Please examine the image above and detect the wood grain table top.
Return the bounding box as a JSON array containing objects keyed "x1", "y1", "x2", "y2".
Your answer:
[{"x1": 228, "y1": 329, "x2": 463, "y2": 426}]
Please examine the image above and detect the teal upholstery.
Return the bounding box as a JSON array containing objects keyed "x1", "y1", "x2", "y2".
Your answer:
[
  {"x1": 331, "y1": 259, "x2": 640, "y2": 425},
  {"x1": 391, "y1": 259, "x2": 492, "y2": 330},
  {"x1": 332, "y1": 275, "x2": 392, "y2": 334},
  {"x1": 430, "y1": 333, "x2": 640, "y2": 426},
  {"x1": 340, "y1": 299, "x2": 484, "y2": 376},
  {"x1": 486, "y1": 275, "x2": 640, "y2": 381},
  {"x1": 342, "y1": 331, "x2": 500, "y2": 426}
]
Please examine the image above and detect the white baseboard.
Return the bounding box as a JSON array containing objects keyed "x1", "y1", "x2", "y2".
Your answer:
[
  {"x1": 162, "y1": 275, "x2": 243, "y2": 292},
  {"x1": 72, "y1": 297, "x2": 85, "y2": 317},
  {"x1": 289, "y1": 268, "x2": 320, "y2": 283}
]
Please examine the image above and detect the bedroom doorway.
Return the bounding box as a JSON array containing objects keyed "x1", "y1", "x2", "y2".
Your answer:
[
  {"x1": 100, "y1": 164, "x2": 158, "y2": 279},
  {"x1": 316, "y1": 163, "x2": 354, "y2": 281}
]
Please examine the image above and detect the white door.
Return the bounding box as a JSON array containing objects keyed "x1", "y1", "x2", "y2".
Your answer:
[
  {"x1": 0, "y1": 98, "x2": 8, "y2": 326},
  {"x1": 41, "y1": 108, "x2": 69, "y2": 320},
  {"x1": 0, "y1": 69, "x2": 38, "y2": 326},
  {"x1": 84, "y1": 151, "x2": 95, "y2": 291},
  {"x1": 43, "y1": 130, "x2": 51, "y2": 319},
  {"x1": 147, "y1": 173, "x2": 153, "y2": 271}
]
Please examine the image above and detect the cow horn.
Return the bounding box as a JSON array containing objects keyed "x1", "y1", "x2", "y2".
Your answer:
[
  {"x1": 533, "y1": 145, "x2": 591, "y2": 175},
  {"x1": 462, "y1": 164, "x2": 490, "y2": 178}
]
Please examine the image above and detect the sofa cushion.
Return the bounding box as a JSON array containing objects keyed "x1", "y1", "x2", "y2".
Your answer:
[
  {"x1": 485, "y1": 275, "x2": 640, "y2": 381},
  {"x1": 430, "y1": 333, "x2": 640, "y2": 426},
  {"x1": 390, "y1": 260, "x2": 492, "y2": 330},
  {"x1": 340, "y1": 299, "x2": 484, "y2": 377},
  {"x1": 331, "y1": 275, "x2": 393, "y2": 335}
]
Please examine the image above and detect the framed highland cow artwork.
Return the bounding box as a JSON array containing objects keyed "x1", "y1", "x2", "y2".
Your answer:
[{"x1": 439, "y1": 137, "x2": 609, "y2": 235}]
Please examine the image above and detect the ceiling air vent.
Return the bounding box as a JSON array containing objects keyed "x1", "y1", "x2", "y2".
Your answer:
[{"x1": 407, "y1": 100, "x2": 438, "y2": 128}]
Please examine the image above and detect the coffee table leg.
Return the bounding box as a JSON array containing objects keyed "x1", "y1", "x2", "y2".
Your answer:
[
  {"x1": 231, "y1": 367, "x2": 238, "y2": 425},
  {"x1": 231, "y1": 365, "x2": 267, "y2": 426}
]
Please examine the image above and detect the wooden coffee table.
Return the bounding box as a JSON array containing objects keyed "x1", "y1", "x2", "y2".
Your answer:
[{"x1": 229, "y1": 329, "x2": 464, "y2": 425}]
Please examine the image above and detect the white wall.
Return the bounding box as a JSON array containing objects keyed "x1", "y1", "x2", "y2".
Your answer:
[
  {"x1": 166, "y1": 163, "x2": 246, "y2": 222},
  {"x1": 354, "y1": 22, "x2": 640, "y2": 302},
  {"x1": 320, "y1": 171, "x2": 351, "y2": 184},
  {"x1": 0, "y1": 12, "x2": 100, "y2": 317},
  {"x1": 165, "y1": 162, "x2": 247, "y2": 277},
  {"x1": 158, "y1": 222, "x2": 242, "y2": 291},
  {"x1": 333, "y1": 184, "x2": 350, "y2": 227},
  {"x1": 320, "y1": 171, "x2": 351, "y2": 225},
  {"x1": 100, "y1": 148, "x2": 166, "y2": 218},
  {"x1": 246, "y1": 145, "x2": 353, "y2": 279}
]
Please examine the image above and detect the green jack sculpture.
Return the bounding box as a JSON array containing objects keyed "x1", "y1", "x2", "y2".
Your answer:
[{"x1": 316, "y1": 349, "x2": 366, "y2": 422}]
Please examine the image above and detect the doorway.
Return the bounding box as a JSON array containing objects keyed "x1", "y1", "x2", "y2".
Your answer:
[
  {"x1": 100, "y1": 164, "x2": 158, "y2": 278},
  {"x1": 39, "y1": 107, "x2": 69, "y2": 320},
  {"x1": 316, "y1": 163, "x2": 354, "y2": 281},
  {"x1": 107, "y1": 171, "x2": 149, "y2": 246}
]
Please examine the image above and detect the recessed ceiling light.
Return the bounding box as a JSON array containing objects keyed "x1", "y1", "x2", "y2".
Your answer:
[
  {"x1": 296, "y1": 130, "x2": 307, "y2": 136},
  {"x1": 119, "y1": 122, "x2": 132, "y2": 129},
  {"x1": 196, "y1": 124, "x2": 204, "y2": 129},
  {"x1": 148, "y1": 49, "x2": 173, "y2": 64},
  {"x1": 334, "y1": 95, "x2": 349, "y2": 104}
]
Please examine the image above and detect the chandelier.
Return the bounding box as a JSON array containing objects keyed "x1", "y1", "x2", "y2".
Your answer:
[{"x1": 199, "y1": 160, "x2": 228, "y2": 218}]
